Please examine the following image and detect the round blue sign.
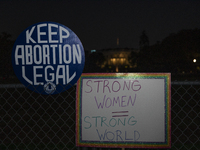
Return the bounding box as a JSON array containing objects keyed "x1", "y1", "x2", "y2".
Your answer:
[{"x1": 12, "y1": 22, "x2": 85, "y2": 94}]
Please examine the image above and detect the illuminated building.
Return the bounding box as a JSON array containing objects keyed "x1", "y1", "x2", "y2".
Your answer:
[{"x1": 88, "y1": 48, "x2": 139, "y2": 72}]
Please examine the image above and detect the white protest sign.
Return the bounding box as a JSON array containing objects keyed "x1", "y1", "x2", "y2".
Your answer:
[{"x1": 76, "y1": 73, "x2": 171, "y2": 148}]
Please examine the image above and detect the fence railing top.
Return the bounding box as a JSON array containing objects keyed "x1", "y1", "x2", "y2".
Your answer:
[
  {"x1": 0, "y1": 81, "x2": 200, "y2": 89},
  {"x1": 0, "y1": 84, "x2": 25, "y2": 88},
  {"x1": 171, "y1": 81, "x2": 200, "y2": 85}
]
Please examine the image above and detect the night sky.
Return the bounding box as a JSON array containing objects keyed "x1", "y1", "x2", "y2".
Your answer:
[{"x1": 1, "y1": 0, "x2": 200, "y2": 50}]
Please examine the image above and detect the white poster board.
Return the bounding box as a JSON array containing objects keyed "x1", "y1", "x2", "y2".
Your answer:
[{"x1": 76, "y1": 73, "x2": 171, "y2": 148}]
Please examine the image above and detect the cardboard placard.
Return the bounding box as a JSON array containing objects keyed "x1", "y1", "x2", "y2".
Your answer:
[{"x1": 76, "y1": 73, "x2": 171, "y2": 148}]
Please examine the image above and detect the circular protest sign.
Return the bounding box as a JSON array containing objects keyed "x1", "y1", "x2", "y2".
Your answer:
[{"x1": 12, "y1": 22, "x2": 85, "y2": 94}]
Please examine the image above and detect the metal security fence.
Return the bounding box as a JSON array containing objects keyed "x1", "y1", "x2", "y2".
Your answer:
[{"x1": 0, "y1": 82, "x2": 200, "y2": 150}]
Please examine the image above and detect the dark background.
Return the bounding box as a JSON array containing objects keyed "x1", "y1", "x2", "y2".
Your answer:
[
  {"x1": 0, "y1": 0, "x2": 200, "y2": 82},
  {"x1": 0, "y1": 0, "x2": 200, "y2": 50}
]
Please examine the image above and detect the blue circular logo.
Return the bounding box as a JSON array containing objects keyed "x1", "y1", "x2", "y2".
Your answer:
[{"x1": 12, "y1": 22, "x2": 85, "y2": 94}]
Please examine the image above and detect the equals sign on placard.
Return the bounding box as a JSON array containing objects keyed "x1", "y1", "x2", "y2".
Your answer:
[{"x1": 112, "y1": 111, "x2": 129, "y2": 117}]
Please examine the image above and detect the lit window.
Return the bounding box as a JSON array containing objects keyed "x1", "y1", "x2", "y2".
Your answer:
[{"x1": 91, "y1": 50, "x2": 96, "y2": 53}]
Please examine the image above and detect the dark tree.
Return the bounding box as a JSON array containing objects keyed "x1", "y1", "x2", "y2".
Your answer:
[
  {"x1": 137, "y1": 30, "x2": 152, "y2": 72},
  {"x1": 84, "y1": 51, "x2": 105, "y2": 73},
  {"x1": 159, "y1": 29, "x2": 200, "y2": 73},
  {"x1": 139, "y1": 30, "x2": 149, "y2": 51},
  {"x1": 136, "y1": 29, "x2": 200, "y2": 74},
  {"x1": 128, "y1": 51, "x2": 139, "y2": 71}
]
